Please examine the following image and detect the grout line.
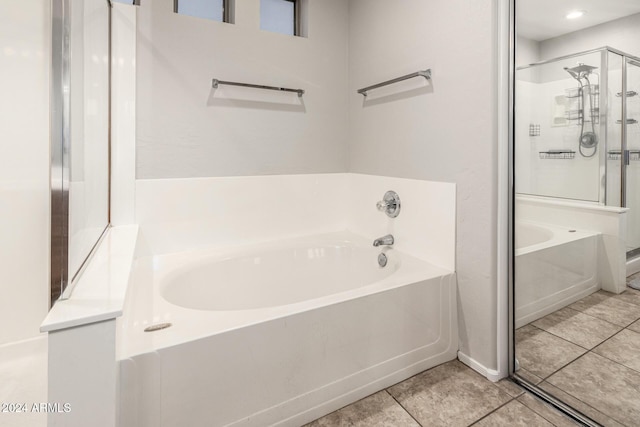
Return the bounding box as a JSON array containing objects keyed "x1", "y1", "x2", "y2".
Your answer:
[
  {"x1": 535, "y1": 380, "x2": 618, "y2": 426},
  {"x1": 563, "y1": 306, "x2": 629, "y2": 329},
  {"x1": 385, "y1": 390, "x2": 424, "y2": 427},
  {"x1": 567, "y1": 296, "x2": 640, "y2": 328},
  {"x1": 468, "y1": 398, "x2": 516, "y2": 426},
  {"x1": 520, "y1": 325, "x2": 589, "y2": 378},
  {"x1": 516, "y1": 392, "x2": 580, "y2": 427},
  {"x1": 540, "y1": 350, "x2": 591, "y2": 382},
  {"x1": 543, "y1": 355, "x2": 633, "y2": 427},
  {"x1": 532, "y1": 321, "x2": 622, "y2": 352},
  {"x1": 589, "y1": 329, "x2": 640, "y2": 376}
]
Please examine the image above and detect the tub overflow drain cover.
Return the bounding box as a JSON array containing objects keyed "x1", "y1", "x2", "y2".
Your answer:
[{"x1": 144, "y1": 323, "x2": 172, "y2": 332}]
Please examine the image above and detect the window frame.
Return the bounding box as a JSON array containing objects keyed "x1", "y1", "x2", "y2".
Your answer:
[
  {"x1": 173, "y1": 0, "x2": 233, "y2": 24},
  {"x1": 291, "y1": 0, "x2": 300, "y2": 37},
  {"x1": 261, "y1": 0, "x2": 301, "y2": 37}
]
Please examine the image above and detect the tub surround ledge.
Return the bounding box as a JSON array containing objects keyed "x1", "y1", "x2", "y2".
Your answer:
[{"x1": 40, "y1": 225, "x2": 139, "y2": 333}]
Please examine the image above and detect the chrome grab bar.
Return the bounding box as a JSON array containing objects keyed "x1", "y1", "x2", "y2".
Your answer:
[
  {"x1": 357, "y1": 69, "x2": 431, "y2": 97},
  {"x1": 212, "y1": 79, "x2": 305, "y2": 97}
]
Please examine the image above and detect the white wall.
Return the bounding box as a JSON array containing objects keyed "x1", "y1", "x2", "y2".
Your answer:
[
  {"x1": 136, "y1": 0, "x2": 349, "y2": 178},
  {"x1": 516, "y1": 35, "x2": 540, "y2": 67},
  {"x1": 540, "y1": 12, "x2": 640, "y2": 60},
  {"x1": 0, "y1": 0, "x2": 50, "y2": 345},
  {"x1": 347, "y1": 0, "x2": 499, "y2": 372}
]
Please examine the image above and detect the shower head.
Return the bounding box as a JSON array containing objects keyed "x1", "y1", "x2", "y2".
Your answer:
[
  {"x1": 564, "y1": 67, "x2": 581, "y2": 80},
  {"x1": 564, "y1": 63, "x2": 598, "y2": 80}
]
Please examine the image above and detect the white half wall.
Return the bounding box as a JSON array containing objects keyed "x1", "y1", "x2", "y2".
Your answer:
[{"x1": 516, "y1": 195, "x2": 628, "y2": 294}]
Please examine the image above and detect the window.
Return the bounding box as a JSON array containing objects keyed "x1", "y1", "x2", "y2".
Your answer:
[
  {"x1": 260, "y1": 0, "x2": 301, "y2": 36},
  {"x1": 175, "y1": 0, "x2": 233, "y2": 23}
]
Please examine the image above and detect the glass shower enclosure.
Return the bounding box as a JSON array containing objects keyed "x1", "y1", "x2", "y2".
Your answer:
[{"x1": 516, "y1": 47, "x2": 640, "y2": 259}]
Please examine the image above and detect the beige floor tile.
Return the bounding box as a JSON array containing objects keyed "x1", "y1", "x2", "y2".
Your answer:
[
  {"x1": 387, "y1": 360, "x2": 511, "y2": 427},
  {"x1": 515, "y1": 368, "x2": 543, "y2": 385},
  {"x1": 538, "y1": 382, "x2": 625, "y2": 427},
  {"x1": 594, "y1": 329, "x2": 640, "y2": 372},
  {"x1": 628, "y1": 319, "x2": 640, "y2": 334},
  {"x1": 304, "y1": 391, "x2": 418, "y2": 427},
  {"x1": 569, "y1": 291, "x2": 640, "y2": 327},
  {"x1": 613, "y1": 286, "x2": 640, "y2": 306},
  {"x1": 517, "y1": 393, "x2": 580, "y2": 427},
  {"x1": 473, "y1": 400, "x2": 552, "y2": 427},
  {"x1": 515, "y1": 325, "x2": 586, "y2": 379},
  {"x1": 532, "y1": 307, "x2": 621, "y2": 349},
  {"x1": 547, "y1": 352, "x2": 640, "y2": 426},
  {"x1": 495, "y1": 378, "x2": 525, "y2": 398}
]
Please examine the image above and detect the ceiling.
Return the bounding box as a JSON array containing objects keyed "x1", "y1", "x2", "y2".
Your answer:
[{"x1": 517, "y1": 0, "x2": 640, "y2": 41}]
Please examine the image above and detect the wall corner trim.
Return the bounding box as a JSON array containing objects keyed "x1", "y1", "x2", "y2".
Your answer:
[{"x1": 458, "y1": 351, "x2": 505, "y2": 383}]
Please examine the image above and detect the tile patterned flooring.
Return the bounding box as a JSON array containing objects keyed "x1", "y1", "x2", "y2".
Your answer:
[
  {"x1": 515, "y1": 281, "x2": 640, "y2": 427},
  {"x1": 306, "y1": 359, "x2": 577, "y2": 426},
  {"x1": 306, "y1": 281, "x2": 640, "y2": 426}
]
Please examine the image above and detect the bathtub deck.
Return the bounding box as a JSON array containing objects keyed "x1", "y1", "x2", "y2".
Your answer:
[{"x1": 117, "y1": 231, "x2": 453, "y2": 360}]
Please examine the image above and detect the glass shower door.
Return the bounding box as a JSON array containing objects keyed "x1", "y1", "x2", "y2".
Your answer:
[{"x1": 625, "y1": 59, "x2": 640, "y2": 258}]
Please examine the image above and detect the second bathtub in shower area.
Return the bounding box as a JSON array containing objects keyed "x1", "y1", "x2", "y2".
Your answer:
[{"x1": 515, "y1": 221, "x2": 599, "y2": 328}]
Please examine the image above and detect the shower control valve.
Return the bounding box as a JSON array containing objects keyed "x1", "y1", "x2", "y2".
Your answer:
[{"x1": 376, "y1": 191, "x2": 401, "y2": 218}]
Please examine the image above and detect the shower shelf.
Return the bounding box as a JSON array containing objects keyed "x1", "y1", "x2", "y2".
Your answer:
[
  {"x1": 616, "y1": 119, "x2": 638, "y2": 124},
  {"x1": 608, "y1": 150, "x2": 640, "y2": 161},
  {"x1": 565, "y1": 109, "x2": 599, "y2": 123},
  {"x1": 565, "y1": 85, "x2": 598, "y2": 98},
  {"x1": 539, "y1": 150, "x2": 576, "y2": 160}
]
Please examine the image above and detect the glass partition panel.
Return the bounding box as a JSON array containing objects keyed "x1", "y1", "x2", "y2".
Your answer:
[
  {"x1": 51, "y1": 0, "x2": 110, "y2": 302},
  {"x1": 516, "y1": 51, "x2": 604, "y2": 202},
  {"x1": 605, "y1": 52, "x2": 624, "y2": 207},
  {"x1": 626, "y1": 59, "x2": 640, "y2": 255}
]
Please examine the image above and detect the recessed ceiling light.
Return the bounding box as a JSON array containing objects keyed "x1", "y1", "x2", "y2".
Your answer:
[{"x1": 566, "y1": 10, "x2": 586, "y2": 20}]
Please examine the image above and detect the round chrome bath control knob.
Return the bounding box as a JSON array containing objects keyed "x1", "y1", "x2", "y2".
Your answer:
[{"x1": 376, "y1": 190, "x2": 401, "y2": 218}]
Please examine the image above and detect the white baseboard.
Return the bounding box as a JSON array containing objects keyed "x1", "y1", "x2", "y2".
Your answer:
[{"x1": 457, "y1": 351, "x2": 504, "y2": 383}]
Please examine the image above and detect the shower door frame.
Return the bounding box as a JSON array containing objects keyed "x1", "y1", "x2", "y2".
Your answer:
[{"x1": 506, "y1": 1, "x2": 615, "y2": 425}]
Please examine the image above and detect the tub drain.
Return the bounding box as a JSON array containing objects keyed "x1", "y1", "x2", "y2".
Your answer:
[{"x1": 144, "y1": 323, "x2": 172, "y2": 332}]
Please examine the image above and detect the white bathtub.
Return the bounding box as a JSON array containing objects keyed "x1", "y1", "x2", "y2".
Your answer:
[
  {"x1": 117, "y1": 231, "x2": 457, "y2": 427},
  {"x1": 515, "y1": 221, "x2": 599, "y2": 328}
]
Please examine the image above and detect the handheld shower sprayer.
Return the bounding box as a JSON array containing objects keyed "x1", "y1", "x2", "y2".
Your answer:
[{"x1": 564, "y1": 63, "x2": 599, "y2": 157}]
